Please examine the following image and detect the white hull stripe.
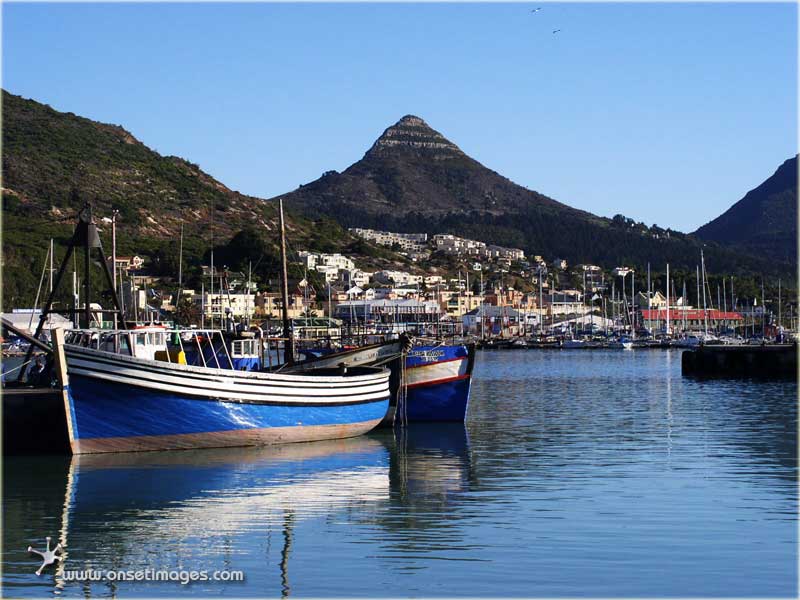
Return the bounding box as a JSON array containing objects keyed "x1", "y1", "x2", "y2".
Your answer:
[
  {"x1": 66, "y1": 353, "x2": 389, "y2": 405},
  {"x1": 405, "y1": 358, "x2": 468, "y2": 388},
  {"x1": 64, "y1": 346, "x2": 387, "y2": 386}
]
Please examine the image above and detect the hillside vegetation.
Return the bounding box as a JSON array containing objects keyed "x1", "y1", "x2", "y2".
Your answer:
[{"x1": 0, "y1": 91, "x2": 412, "y2": 306}]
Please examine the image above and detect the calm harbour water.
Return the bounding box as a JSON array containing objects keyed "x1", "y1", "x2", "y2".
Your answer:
[{"x1": 2, "y1": 349, "x2": 797, "y2": 597}]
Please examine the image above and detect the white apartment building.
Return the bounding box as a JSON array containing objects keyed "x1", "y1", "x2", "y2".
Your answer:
[
  {"x1": 373, "y1": 270, "x2": 423, "y2": 286},
  {"x1": 349, "y1": 228, "x2": 428, "y2": 251},
  {"x1": 433, "y1": 234, "x2": 486, "y2": 256},
  {"x1": 299, "y1": 252, "x2": 355, "y2": 272},
  {"x1": 484, "y1": 245, "x2": 525, "y2": 261},
  {"x1": 424, "y1": 275, "x2": 444, "y2": 286},
  {"x1": 201, "y1": 292, "x2": 256, "y2": 320},
  {"x1": 338, "y1": 268, "x2": 371, "y2": 288}
]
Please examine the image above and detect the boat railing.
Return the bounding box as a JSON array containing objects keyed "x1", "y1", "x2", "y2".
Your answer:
[{"x1": 65, "y1": 327, "x2": 237, "y2": 370}]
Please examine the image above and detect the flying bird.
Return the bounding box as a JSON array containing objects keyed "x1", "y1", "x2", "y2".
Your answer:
[
  {"x1": 552, "y1": 29, "x2": 561, "y2": 34},
  {"x1": 531, "y1": 7, "x2": 542, "y2": 13}
]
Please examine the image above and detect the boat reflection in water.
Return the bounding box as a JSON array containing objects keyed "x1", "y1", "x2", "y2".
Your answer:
[
  {"x1": 17, "y1": 438, "x2": 388, "y2": 597},
  {"x1": 5, "y1": 424, "x2": 473, "y2": 597}
]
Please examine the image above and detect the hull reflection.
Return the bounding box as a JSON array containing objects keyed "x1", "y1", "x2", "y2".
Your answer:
[{"x1": 53, "y1": 438, "x2": 390, "y2": 595}]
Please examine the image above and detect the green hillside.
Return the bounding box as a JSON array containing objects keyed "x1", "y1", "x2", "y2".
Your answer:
[
  {"x1": 695, "y1": 155, "x2": 797, "y2": 264},
  {"x1": 0, "y1": 91, "x2": 412, "y2": 307}
]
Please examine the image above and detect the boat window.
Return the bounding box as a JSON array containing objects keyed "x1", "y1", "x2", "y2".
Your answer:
[
  {"x1": 118, "y1": 335, "x2": 130, "y2": 353},
  {"x1": 136, "y1": 334, "x2": 146, "y2": 346}
]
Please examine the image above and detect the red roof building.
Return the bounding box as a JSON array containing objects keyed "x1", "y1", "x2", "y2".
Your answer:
[{"x1": 640, "y1": 308, "x2": 743, "y2": 330}]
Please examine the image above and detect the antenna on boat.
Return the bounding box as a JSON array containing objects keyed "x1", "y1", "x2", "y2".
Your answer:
[{"x1": 278, "y1": 199, "x2": 295, "y2": 366}]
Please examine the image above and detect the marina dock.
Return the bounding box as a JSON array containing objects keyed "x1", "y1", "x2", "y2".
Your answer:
[{"x1": 681, "y1": 343, "x2": 797, "y2": 378}]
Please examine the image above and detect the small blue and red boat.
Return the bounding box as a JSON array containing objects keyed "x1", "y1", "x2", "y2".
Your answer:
[{"x1": 393, "y1": 343, "x2": 476, "y2": 423}]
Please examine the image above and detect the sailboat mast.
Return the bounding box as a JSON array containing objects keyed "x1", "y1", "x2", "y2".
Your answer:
[
  {"x1": 666, "y1": 263, "x2": 670, "y2": 335},
  {"x1": 722, "y1": 277, "x2": 728, "y2": 333},
  {"x1": 701, "y1": 250, "x2": 708, "y2": 336},
  {"x1": 761, "y1": 278, "x2": 766, "y2": 339},
  {"x1": 278, "y1": 199, "x2": 294, "y2": 366},
  {"x1": 696, "y1": 266, "x2": 700, "y2": 318},
  {"x1": 210, "y1": 250, "x2": 215, "y2": 329},
  {"x1": 538, "y1": 266, "x2": 543, "y2": 335},
  {"x1": 631, "y1": 270, "x2": 636, "y2": 339},
  {"x1": 682, "y1": 280, "x2": 687, "y2": 333}
]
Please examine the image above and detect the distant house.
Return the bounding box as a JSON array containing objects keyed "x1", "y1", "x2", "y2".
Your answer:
[
  {"x1": 334, "y1": 299, "x2": 441, "y2": 323},
  {"x1": 111, "y1": 255, "x2": 144, "y2": 273},
  {"x1": 462, "y1": 305, "x2": 522, "y2": 336}
]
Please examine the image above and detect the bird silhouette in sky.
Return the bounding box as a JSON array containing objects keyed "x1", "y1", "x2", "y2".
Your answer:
[
  {"x1": 552, "y1": 29, "x2": 562, "y2": 34},
  {"x1": 531, "y1": 7, "x2": 542, "y2": 13}
]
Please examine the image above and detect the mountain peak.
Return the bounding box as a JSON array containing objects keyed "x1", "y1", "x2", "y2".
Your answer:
[{"x1": 366, "y1": 114, "x2": 464, "y2": 159}]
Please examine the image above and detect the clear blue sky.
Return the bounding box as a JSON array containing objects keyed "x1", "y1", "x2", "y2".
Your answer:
[{"x1": 2, "y1": 2, "x2": 797, "y2": 233}]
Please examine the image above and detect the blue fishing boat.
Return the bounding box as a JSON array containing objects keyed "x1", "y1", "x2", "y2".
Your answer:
[
  {"x1": 284, "y1": 338, "x2": 475, "y2": 423},
  {"x1": 60, "y1": 328, "x2": 390, "y2": 454},
  {"x1": 396, "y1": 343, "x2": 476, "y2": 423}
]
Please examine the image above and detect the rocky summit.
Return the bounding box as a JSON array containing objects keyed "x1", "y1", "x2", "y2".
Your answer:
[
  {"x1": 280, "y1": 114, "x2": 579, "y2": 223},
  {"x1": 366, "y1": 115, "x2": 465, "y2": 159},
  {"x1": 279, "y1": 116, "x2": 790, "y2": 277}
]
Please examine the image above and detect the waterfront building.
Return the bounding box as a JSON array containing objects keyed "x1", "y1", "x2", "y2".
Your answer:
[
  {"x1": 542, "y1": 291, "x2": 588, "y2": 316},
  {"x1": 640, "y1": 308, "x2": 743, "y2": 331},
  {"x1": 445, "y1": 292, "x2": 483, "y2": 318},
  {"x1": 2, "y1": 309, "x2": 73, "y2": 336},
  {"x1": 202, "y1": 292, "x2": 256, "y2": 321},
  {"x1": 334, "y1": 299, "x2": 441, "y2": 323},
  {"x1": 254, "y1": 290, "x2": 312, "y2": 320},
  {"x1": 462, "y1": 305, "x2": 523, "y2": 336}
]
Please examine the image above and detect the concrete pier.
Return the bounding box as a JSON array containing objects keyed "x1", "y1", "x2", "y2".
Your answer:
[{"x1": 681, "y1": 343, "x2": 797, "y2": 378}]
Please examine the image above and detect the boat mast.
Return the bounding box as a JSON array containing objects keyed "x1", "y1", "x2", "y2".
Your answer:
[
  {"x1": 761, "y1": 278, "x2": 766, "y2": 339},
  {"x1": 695, "y1": 266, "x2": 701, "y2": 332},
  {"x1": 631, "y1": 269, "x2": 636, "y2": 340},
  {"x1": 700, "y1": 250, "x2": 708, "y2": 336},
  {"x1": 480, "y1": 269, "x2": 484, "y2": 341},
  {"x1": 538, "y1": 266, "x2": 543, "y2": 335},
  {"x1": 666, "y1": 263, "x2": 670, "y2": 336},
  {"x1": 682, "y1": 280, "x2": 687, "y2": 333},
  {"x1": 209, "y1": 250, "x2": 215, "y2": 329},
  {"x1": 278, "y1": 199, "x2": 294, "y2": 366}
]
